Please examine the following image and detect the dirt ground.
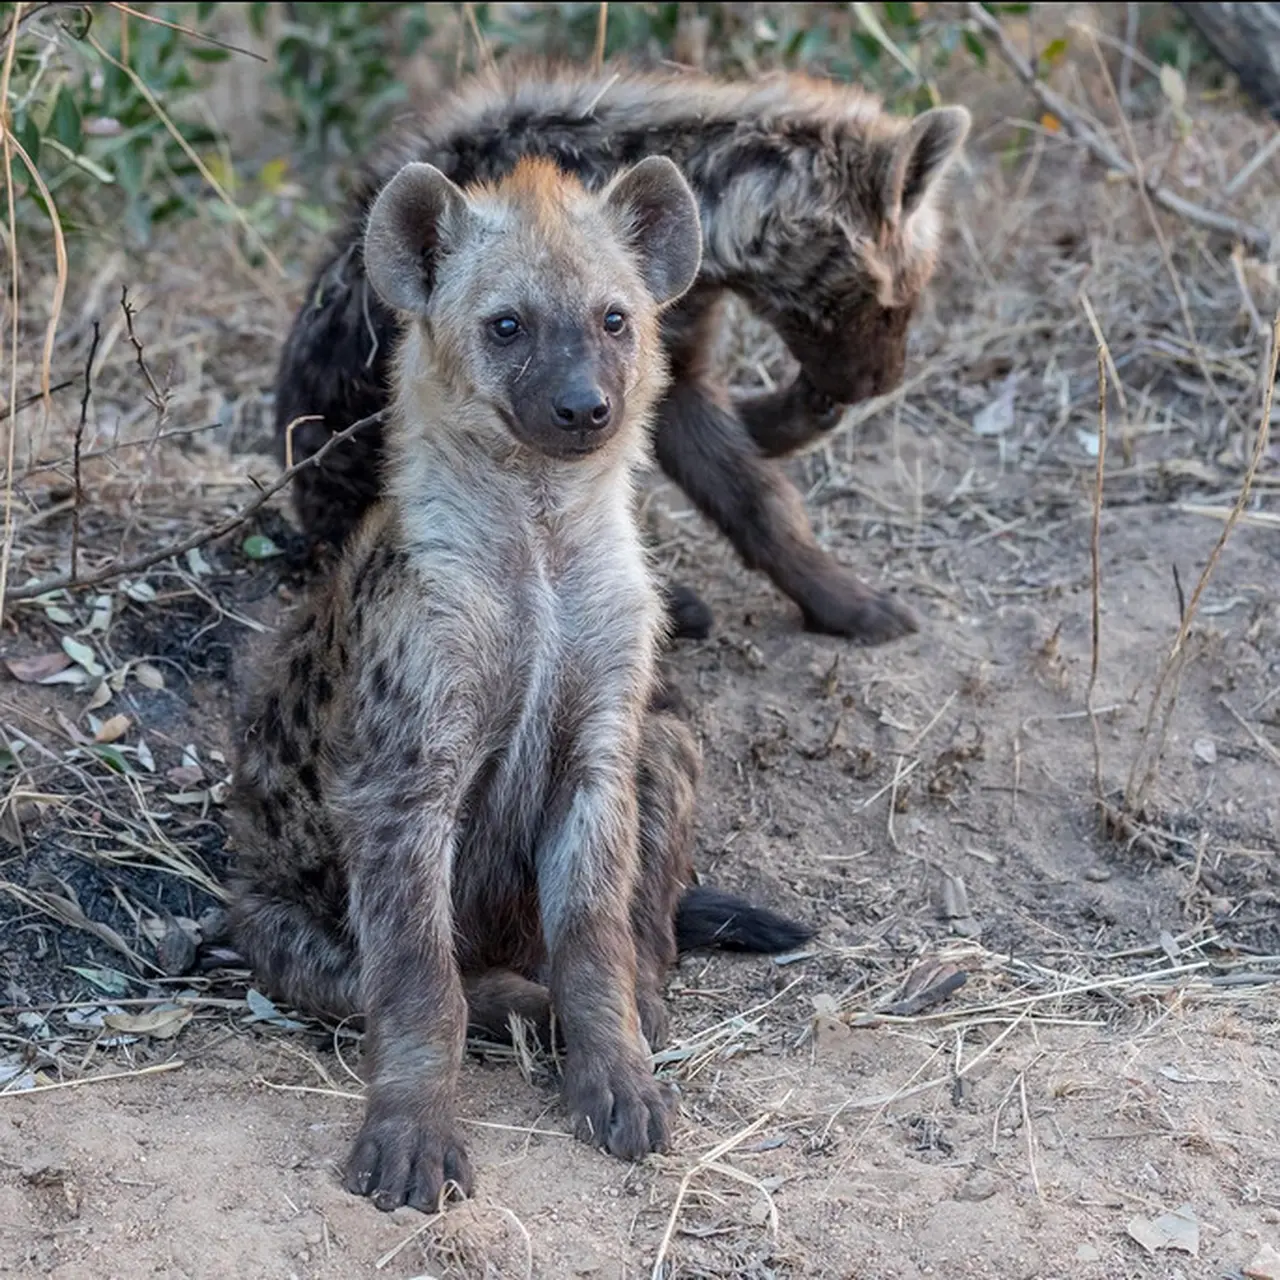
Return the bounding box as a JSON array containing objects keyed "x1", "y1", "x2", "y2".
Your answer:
[{"x1": 3, "y1": 13, "x2": 1280, "y2": 1280}]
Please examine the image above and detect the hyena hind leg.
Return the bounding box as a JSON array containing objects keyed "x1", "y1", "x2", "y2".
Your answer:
[
  {"x1": 630, "y1": 704, "x2": 702, "y2": 1051},
  {"x1": 463, "y1": 971, "x2": 555, "y2": 1049},
  {"x1": 229, "y1": 891, "x2": 362, "y2": 1024}
]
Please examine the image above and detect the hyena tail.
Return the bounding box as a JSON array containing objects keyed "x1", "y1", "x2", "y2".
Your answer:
[{"x1": 674, "y1": 885, "x2": 813, "y2": 955}]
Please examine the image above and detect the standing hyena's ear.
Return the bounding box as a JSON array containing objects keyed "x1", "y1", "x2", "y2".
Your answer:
[
  {"x1": 602, "y1": 156, "x2": 703, "y2": 307},
  {"x1": 881, "y1": 105, "x2": 971, "y2": 227},
  {"x1": 364, "y1": 162, "x2": 472, "y2": 315}
]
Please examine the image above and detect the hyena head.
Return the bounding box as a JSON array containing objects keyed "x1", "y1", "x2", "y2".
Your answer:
[
  {"x1": 363, "y1": 154, "x2": 702, "y2": 460},
  {"x1": 727, "y1": 103, "x2": 970, "y2": 406}
]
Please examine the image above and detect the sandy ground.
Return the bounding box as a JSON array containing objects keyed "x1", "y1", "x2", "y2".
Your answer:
[{"x1": 3, "y1": 13, "x2": 1280, "y2": 1278}]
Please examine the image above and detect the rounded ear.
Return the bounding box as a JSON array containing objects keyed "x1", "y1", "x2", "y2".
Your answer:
[
  {"x1": 882, "y1": 104, "x2": 971, "y2": 226},
  {"x1": 364, "y1": 162, "x2": 472, "y2": 315},
  {"x1": 602, "y1": 155, "x2": 703, "y2": 307}
]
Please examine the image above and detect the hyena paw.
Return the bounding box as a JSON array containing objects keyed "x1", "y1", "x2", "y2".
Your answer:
[
  {"x1": 636, "y1": 987, "x2": 670, "y2": 1053},
  {"x1": 563, "y1": 1048, "x2": 675, "y2": 1162},
  {"x1": 661, "y1": 582, "x2": 714, "y2": 641},
  {"x1": 802, "y1": 577, "x2": 919, "y2": 645},
  {"x1": 344, "y1": 1107, "x2": 473, "y2": 1213}
]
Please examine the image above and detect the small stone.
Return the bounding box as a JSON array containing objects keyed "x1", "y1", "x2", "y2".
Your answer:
[
  {"x1": 1076, "y1": 1244, "x2": 1101, "y2": 1262},
  {"x1": 1244, "y1": 1243, "x2": 1280, "y2": 1279},
  {"x1": 1084, "y1": 865, "x2": 1112, "y2": 882},
  {"x1": 1192, "y1": 737, "x2": 1218, "y2": 765},
  {"x1": 955, "y1": 1170, "x2": 998, "y2": 1202}
]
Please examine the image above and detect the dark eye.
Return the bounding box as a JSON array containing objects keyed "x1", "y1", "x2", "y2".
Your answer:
[
  {"x1": 489, "y1": 315, "x2": 521, "y2": 342},
  {"x1": 603, "y1": 310, "x2": 626, "y2": 335}
]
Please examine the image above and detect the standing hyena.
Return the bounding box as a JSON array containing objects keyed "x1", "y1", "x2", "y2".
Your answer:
[
  {"x1": 228, "y1": 155, "x2": 811, "y2": 1213},
  {"x1": 274, "y1": 63, "x2": 970, "y2": 645}
]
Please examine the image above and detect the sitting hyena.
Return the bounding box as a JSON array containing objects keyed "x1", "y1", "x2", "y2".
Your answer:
[
  {"x1": 228, "y1": 155, "x2": 811, "y2": 1213},
  {"x1": 274, "y1": 63, "x2": 970, "y2": 646}
]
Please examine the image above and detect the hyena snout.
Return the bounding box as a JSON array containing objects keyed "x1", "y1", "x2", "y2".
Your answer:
[{"x1": 552, "y1": 377, "x2": 612, "y2": 432}]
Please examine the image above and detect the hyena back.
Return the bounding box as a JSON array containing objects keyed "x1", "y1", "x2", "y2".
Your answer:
[
  {"x1": 230, "y1": 155, "x2": 810, "y2": 1215},
  {"x1": 275, "y1": 62, "x2": 970, "y2": 645}
]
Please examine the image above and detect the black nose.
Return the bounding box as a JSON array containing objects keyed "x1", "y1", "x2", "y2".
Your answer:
[{"x1": 552, "y1": 385, "x2": 612, "y2": 431}]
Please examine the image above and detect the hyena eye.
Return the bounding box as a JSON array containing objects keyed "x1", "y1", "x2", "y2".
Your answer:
[
  {"x1": 603, "y1": 310, "x2": 626, "y2": 335},
  {"x1": 489, "y1": 315, "x2": 521, "y2": 342}
]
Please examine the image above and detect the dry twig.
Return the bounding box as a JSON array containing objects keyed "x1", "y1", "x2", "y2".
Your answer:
[
  {"x1": 2, "y1": 409, "x2": 384, "y2": 606},
  {"x1": 1087, "y1": 340, "x2": 1108, "y2": 816},
  {"x1": 70, "y1": 320, "x2": 100, "y2": 582}
]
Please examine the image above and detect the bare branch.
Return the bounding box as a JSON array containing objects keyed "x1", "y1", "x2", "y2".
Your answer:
[{"x1": 2, "y1": 410, "x2": 385, "y2": 606}]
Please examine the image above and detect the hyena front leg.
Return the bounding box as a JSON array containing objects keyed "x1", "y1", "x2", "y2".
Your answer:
[
  {"x1": 537, "y1": 749, "x2": 674, "y2": 1161},
  {"x1": 654, "y1": 376, "x2": 918, "y2": 645},
  {"x1": 341, "y1": 788, "x2": 473, "y2": 1213},
  {"x1": 629, "y1": 701, "x2": 701, "y2": 1052},
  {"x1": 733, "y1": 371, "x2": 845, "y2": 458}
]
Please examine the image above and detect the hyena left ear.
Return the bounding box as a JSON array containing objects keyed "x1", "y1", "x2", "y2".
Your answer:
[
  {"x1": 364, "y1": 162, "x2": 473, "y2": 315},
  {"x1": 603, "y1": 156, "x2": 703, "y2": 306},
  {"x1": 881, "y1": 105, "x2": 971, "y2": 227}
]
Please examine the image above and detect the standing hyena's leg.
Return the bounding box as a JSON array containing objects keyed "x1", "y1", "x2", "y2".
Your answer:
[
  {"x1": 537, "y1": 745, "x2": 674, "y2": 1161},
  {"x1": 628, "y1": 697, "x2": 701, "y2": 1052},
  {"x1": 654, "y1": 377, "x2": 919, "y2": 644},
  {"x1": 655, "y1": 294, "x2": 917, "y2": 645}
]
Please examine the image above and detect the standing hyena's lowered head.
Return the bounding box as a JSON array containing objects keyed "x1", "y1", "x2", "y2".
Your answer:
[
  {"x1": 363, "y1": 151, "x2": 702, "y2": 479},
  {"x1": 703, "y1": 89, "x2": 971, "y2": 407}
]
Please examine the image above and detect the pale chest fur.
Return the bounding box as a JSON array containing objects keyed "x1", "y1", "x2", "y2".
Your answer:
[{"x1": 384, "y1": 476, "x2": 662, "y2": 849}]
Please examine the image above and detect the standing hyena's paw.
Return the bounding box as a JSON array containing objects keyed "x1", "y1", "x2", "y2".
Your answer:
[
  {"x1": 801, "y1": 570, "x2": 920, "y2": 646},
  {"x1": 344, "y1": 1106, "x2": 474, "y2": 1213},
  {"x1": 563, "y1": 1048, "x2": 675, "y2": 1162},
  {"x1": 661, "y1": 582, "x2": 715, "y2": 641}
]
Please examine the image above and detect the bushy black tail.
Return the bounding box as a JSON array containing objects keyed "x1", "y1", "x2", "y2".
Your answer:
[{"x1": 675, "y1": 885, "x2": 813, "y2": 955}]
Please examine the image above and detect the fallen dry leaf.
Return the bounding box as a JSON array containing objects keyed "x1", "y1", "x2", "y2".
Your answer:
[
  {"x1": 93, "y1": 714, "x2": 131, "y2": 744},
  {"x1": 1126, "y1": 1203, "x2": 1199, "y2": 1257},
  {"x1": 85, "y1": 681, "x2": 113, "y2": 712},
  {"x1": 61, "y1": 636, "x2": 104, "y2": 678},
  {"x1": 133, "y1": 662, "x2": 165, "y2": 690},
  {"x1": 102, "y1": 1005, "x2": 192, "y2": 1040},
  {"x1": 6, "y1": 653, "x2": 71, "y2": 682}
]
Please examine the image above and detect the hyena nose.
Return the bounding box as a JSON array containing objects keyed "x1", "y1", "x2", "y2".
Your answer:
[{"x1": 553, "y1": 385, "x2": 612, "y2": 431}]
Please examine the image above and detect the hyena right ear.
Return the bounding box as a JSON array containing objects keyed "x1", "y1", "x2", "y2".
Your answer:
[
  {"x1": 364, "y1": 162, "x2": 472, "y2": 315},
  {"x1": 880, "y1": 105, "x2": 971, "y2": 228},
  {"x1": 603, "y1": 156, "x2": 703, "y2": 307}
]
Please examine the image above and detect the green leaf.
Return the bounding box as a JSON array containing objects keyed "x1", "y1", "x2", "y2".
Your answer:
[
  {"x1": 13, "y1": 112, "x2": 39, "y2": 168},
  {"x1": 49, "y1": 87, "x2": 83, "y2": 154},
  {"x1": 67, "y1": 964, "x2": 133, "y2": 996},
  {"x1": 242, "y1": 534, "x2": 282, "y2": 560},
  {"x1": 963, "y1": 29, "x2": 988, "y2": 65},
  {"x1": 1038, "y1": 36, "x2": 1068, "y2": 70},
  {"x1": 88, "y1": 743, "x2": 132, "y2": 775}
]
